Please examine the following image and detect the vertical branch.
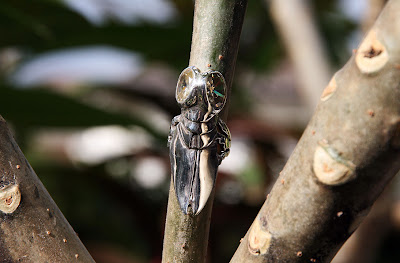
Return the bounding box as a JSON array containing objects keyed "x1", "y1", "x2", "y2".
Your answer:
[
  {"x1": 189, "y1": 0, "x2": 247, "y2": 114},
  {"x1": 0, "y1": 117, "x2": 94, "y2": 262},
  {"x1": 231, "y1": 0, "x2": 400, "y2": 262},
  {"x1": 162, "y1": 1, "x2": 247, "y2": 262},
  {"x1": 268, "y1": 0, "x2": 331, "y2": 113}
]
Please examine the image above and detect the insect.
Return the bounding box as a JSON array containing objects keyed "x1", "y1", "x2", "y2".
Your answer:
[{"x1": 168, "y1": 66, "x2": 231, "y2": 215}]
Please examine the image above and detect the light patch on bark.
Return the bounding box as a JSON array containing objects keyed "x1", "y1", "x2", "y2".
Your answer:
[
  {"x1": 248, "y1": 215, "x2": 272, "y2": 255},
  {"x1": 356, "y1": 30, "x2": 389, "y2": 74},
  {"x1": 321, "y1": 76, "x2": 337, "y2": 101},
  {"x1": 313, "y1": 141, "x2": 356, "y2": 185},
  {"x1": 0, "y1": 184, "x2": 21, "y2": 214}
]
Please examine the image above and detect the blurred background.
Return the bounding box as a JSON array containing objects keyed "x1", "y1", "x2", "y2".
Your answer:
[{"x1": 1, "y1": 0, "x2": 399, "y2": 262}]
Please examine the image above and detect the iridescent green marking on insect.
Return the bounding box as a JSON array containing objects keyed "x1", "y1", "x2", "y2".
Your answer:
[{"x1": 213, "y1": 89, "x2": 224, "y2": 97}]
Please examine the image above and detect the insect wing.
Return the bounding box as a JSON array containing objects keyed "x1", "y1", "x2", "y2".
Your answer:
[
  {"x1": 169, "y1": 123, "x2": 219, "y2": 215},
  {"x1": 169, "y1": 123, "x2": 198, "y2": 214}
]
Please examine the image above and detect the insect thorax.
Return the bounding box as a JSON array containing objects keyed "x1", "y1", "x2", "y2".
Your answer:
[{"x1": 181, "y1": 111, "x2": 217, "y2": 134}]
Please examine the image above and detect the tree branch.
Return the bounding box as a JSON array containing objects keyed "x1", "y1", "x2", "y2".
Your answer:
[
  {"x1": 331, "y1": 189, "x2": 392, "y2": 263},
  {"x1": 0, "y1": 116, "x2": 94, "y2": 262},
  {"x1": 268, "y1": 0, "x2": 331, "y2": 113},
  {"x1": 162, "y1": 1, "x2": 247, "y2": 262},
  {"x1": 231, "y1": 0, "x2": 400, "y2": 262}
]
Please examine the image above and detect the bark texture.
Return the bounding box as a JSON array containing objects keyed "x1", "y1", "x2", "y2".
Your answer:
[
  {"x1": 0, "y1": 116, "x2": 94, "y2": 262},
  {"x1": 331, "y1": 190, "x2": 391, "y2": 263},
  {"x1": 231, "y1": 1, "x2": 400, "y2": 262},
  {"x1": 162, "y1": 0, "x2": 247, "y2": 262}
]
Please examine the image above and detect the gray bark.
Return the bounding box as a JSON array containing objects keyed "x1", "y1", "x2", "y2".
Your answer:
[
  {"x1": 231, "y1": 0, "x2": 400, "y2": 262},
  {"x1": 0, "y1": 116, "x2": 94, "y2": 262}
]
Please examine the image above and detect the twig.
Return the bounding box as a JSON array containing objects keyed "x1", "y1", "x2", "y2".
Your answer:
[{"x1": 162, "y1": 0, "x2": 247, "y2": 262}]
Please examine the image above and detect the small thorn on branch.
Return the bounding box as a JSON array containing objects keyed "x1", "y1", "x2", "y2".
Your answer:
[{"x1": 367, "y1": 109, "x2": 375, "y2": 117}]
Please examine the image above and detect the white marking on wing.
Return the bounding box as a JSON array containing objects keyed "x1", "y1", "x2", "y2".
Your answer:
[{"x1": 198, "y1": 150, "x2": 213, "y2": 214}]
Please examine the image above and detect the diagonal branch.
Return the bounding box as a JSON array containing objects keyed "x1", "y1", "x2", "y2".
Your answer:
[
  {"x1": 231, "y1": 0, "x2": 400, "y2": 262},
  {"x1": 0, "y1": 116, "x2": 94, "y2": 262},
  {"x1": 162, "y1": 1, "x2": 247, "y2": 262}
]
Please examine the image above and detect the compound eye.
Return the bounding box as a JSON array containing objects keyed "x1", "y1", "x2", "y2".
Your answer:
[
  {"x1": 206, "y1": 72, "x2": 227, "y2": 112},
  {"x1": 176, "y1": 67, "x2": 196, "y2": 104}
]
